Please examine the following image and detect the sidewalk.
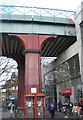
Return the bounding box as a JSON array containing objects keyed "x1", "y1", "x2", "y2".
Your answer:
[
  {"x1": 1, "y1": 110, "x2": 83, "y2": 119},
  {"x1": 2, "y1": 110, "x2": 23, "y2": 118}
]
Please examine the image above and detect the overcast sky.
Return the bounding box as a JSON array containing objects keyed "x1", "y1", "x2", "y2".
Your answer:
[{"x1": 1, "y1": 0, "x2": 83, "y2": 11}]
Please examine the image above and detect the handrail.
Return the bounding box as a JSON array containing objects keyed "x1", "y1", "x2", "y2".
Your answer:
[
  {"x1": 74, "y1": 4, "x2": 81, "y2": 18},
  {"x1": 0, "y1": 5, "x2": 74, "y2": 19}
]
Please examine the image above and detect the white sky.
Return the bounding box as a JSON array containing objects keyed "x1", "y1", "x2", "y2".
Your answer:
[{"x1": 1, "y1": 0, "x2": 83, "y2": 11}]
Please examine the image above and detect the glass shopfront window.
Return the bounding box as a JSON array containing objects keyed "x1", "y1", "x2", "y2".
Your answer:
[
  {"x1": 44, "y1": 54, "x2": 81, "y2": 104},
  {"x1": 54, "y1": 62, "x2": 70, "y2": 84},
  {"x1": 44, "y1": 70, "x2": 56, "y2": 102},
  {"x1": 55, "y1": 54, "x2": 81, "y2": 104}
]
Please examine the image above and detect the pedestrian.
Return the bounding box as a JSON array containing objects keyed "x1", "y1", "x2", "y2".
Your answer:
[
  {"x1": 48, "y1": 99, "x2": 57, "y2": 119},
  {"x1": 77, "y1": 105, "x2": 81, "y2": 117},
  {"x1": 63, "y1": 100, "x2": 69, "y2": 118},
  {"x1": 79, "y1": 100, "x2": 83, "y2": 117},
  {"x1": 5, "y1": 98, "x2": 9, "y2": 111},
  {"x1": 68, "y1": 101, "x2": 73, "y2": 115},
  {"x1": 58, "y1": 100, "x2": 63, "y2": 112},
  {"x1": 7, "y1": 101, "x2": 14, "y2": 118},
  {"x1": 14, "y1": 102, "x2": 18, "y2": 117},
  {"x1": 72, "y1": 103, "x2": 78, "y2": 117}
]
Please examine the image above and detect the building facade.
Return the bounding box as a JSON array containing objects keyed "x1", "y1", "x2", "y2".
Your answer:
[
  {"x1": 43, "y1": 1, "x2": 83, "y2": 104},
  {"x1": 44, "y1": 54, "x2": 81, "y2": 104}
]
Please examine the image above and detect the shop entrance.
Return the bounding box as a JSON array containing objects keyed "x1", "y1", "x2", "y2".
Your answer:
[{"x1": 65, "y1": 96, "x2": 70, "y2": 101}]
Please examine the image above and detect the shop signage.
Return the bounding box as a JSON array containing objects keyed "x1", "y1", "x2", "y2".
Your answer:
[
  {"x1": 31, "y1": 88, "x2": 37, "y2": 93},
  {"x1": 60, "y1": 87, "x2": 72, "y2": 96}
]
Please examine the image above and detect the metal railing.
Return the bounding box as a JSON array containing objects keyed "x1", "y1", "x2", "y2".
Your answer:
[
  {"x1": 74, "y1": 4, "x2": 81, "y2": 18},
  {"x1": 0, "y1": 5, "x2": 74, "y2": 19}
]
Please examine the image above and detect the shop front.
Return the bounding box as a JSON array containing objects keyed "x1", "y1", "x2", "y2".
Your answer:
[
  {"x1": 44, "y1": 54, "x2": 82, "y2": 105},
  {"x1": 55, "y1": 54, "x2": 82, "y2": 104}
]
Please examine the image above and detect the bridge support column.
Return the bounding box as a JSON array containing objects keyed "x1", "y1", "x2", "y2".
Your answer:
[
  {"x1": 24, "y1": 34, "x2": 42, "y2": 94},
  {"x1": 17, "y1": 57, "x2": 25, "y2": 107}
]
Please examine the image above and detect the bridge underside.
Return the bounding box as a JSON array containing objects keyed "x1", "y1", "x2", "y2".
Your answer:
[
  {"x1": 1, "y1": 34, "x2": 76, "y2": 57},
  {"x1": 2, "y1": 34, "x2": 24, "y2": 57},
  {"x1": 1, "y1": 33, "x2": 77, "y2": 107},
  {"x1": 41, "y1": 35, "x2": 76, "y2": 57}
]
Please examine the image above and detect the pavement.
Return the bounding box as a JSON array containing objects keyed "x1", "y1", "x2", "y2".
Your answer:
[{"x1": 1, "y1": 109, "x2": 83, "y2": 119}]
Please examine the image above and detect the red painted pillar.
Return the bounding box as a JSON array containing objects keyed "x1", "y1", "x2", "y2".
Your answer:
[
  {"x1": 24, "y1": 34, "x2": 42, "y2": 94},
  {"x1": 17, "y1": 57, "x2": 25, "y2": 107}
]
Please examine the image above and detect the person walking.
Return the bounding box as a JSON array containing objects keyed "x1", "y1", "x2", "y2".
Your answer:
[
  {"x1": 58, "y1": 100, "x2": 63, "y2": 112},
  {"x1": 48, "y1": 99, "x2": 57, "y2": 119},
  {"x1": 72, "y1": 103, "x2": 78, "y2": 117},
  {"x1": 79, "y1": 100, "x2": 83, "y2": 117},
  {"x1": 68, "y1": 101, "x2": 73, "y2": 115},
  {"x1": 8, "y1": 101, "x2": 14, "y2": 118},
  {"x1": 14, "y1": 102, "x2": 18, "y2": 117},
  {"x1": 63, "y1": 100, "x2": 69, "y2": 118}
]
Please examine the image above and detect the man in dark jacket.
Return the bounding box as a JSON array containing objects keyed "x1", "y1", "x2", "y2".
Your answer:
[{"x1": 58, "y1": 100, "x2": 63, "y2": 112}]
